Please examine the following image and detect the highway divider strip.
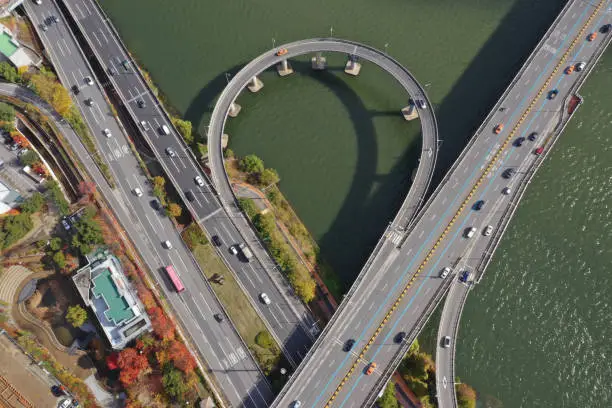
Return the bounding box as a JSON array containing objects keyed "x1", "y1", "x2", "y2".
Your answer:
[{"x1": 323, "y1": 1, "x2": 604, "y2": 406}]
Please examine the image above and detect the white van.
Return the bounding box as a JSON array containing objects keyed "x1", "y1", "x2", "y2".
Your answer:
[{"x1": 161, "y1": 125, "x2": 170, "y2": 135}]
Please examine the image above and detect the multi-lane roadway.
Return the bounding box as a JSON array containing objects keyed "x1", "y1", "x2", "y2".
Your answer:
[
  {"x1": 56, "y1": 0, "x2": 319, "y2": 365},
  {"x1": 23, "y1": 1, "x2": 274, "y2": 406},
  {"x1": 273, "y1": 0, "x2": 612, "y2": 407}
]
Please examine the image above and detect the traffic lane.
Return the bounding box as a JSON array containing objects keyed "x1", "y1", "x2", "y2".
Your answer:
[{"x1": 294, "y1": 68, "x2": 568, "y2": 404}]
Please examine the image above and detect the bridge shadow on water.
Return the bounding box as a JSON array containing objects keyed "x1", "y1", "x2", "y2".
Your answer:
[{"x1": 183, "y1": 0, "x2": 566, "y2": 296}]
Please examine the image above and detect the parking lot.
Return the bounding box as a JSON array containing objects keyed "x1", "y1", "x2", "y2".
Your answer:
[{"x1": 0, "y1": 131, "x2": 42, "y2": 197}]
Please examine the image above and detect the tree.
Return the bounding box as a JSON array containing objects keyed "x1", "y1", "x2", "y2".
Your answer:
[
  {"x1": 152, "y1": 176, "x2": 166, "y2": 202},
  {"x1": 166, "y1": 202, "x2": 182, "y2": 218},
  {"x1": 70, "y1": 207, "x2": 104, "y2": 255},
  {"x1": 255, "y1": 331, "x2": 275, "y2": 350},
  {"x1": 162, "y1": 364, "x2": 189, "y2": 401},
  {"x1": 171, "y1": 117, "x2": 193, "y2": 144},
  {"x1": 259, "y1": 168, "x2": 280, "y2": 186},
  {"x1": 149, "y1": 306, "x2": 175, "y2": 340},
  {"x1": 181, "y1": 223, "x2": 207, "y2": 249},
  {"x1": 378, "y1": 381, "x2": 399, "y2": 408},
  {"x1": 20, "y1": 192, "x2": 44, "y2": 214},
  {"x1": 223, "y1": 148, "x2": 234, "y2": 158},
  {"x1": 1, "y1": 213, "x2": 34, "y2": 248},
  {"x1": 52, "y1": 251, "x2": 66, "y2": 269},
  {"x1": 49, "y1": 237, "x2": 63, "y2": 251},
  {"x1": 18, "y1": 150, "x2": 39, "y2": 167},
  {"x1": 66, "y1": 305, "x2": 87, "y2": 327},
  {"x1": 11, "y1": 133, "x2": 29, "y2": 148},
  {"x1": 456, "y1": 383, "x2": 477, "y2": 408},
  {"x1": 239, "y1": 154, "x2": 264, "y2": 174},
  {"x1": 118, "y1": 347, "x2": 150, "y2": 386},
  {"x1": 0, "y1": 62, "x2": 20, "y2": 83},
  {"x1": 0, "y1": 102, "x2": 15, "y2": 122},
  {"x1": 167, "y1": 340, "x2": 196, "y2": 373},
  {"x1": 237, "y1": 198, "x2": 259, "y2": 219},
  {"x1": 50, "y1": 84, "x2": 73, "y2": 116},
  {"x1": 45, "y1": 180, "x2": 70, "y2": 215}
]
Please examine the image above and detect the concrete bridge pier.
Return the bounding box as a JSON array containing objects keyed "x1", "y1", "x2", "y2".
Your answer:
[
  {"x1": 228, "y1": 102, "x2": 242, "y2": 117},
  {"x1": 247, "y1": 76, "x2": 264, "y2": 93},
  {"x1": 277, "y1": 59, "x2": 294, "y2": 76},
  {"x1": 401, "y1": 101, "x2": 419, "y2": 121},
  {"x1": 311, "y1": 52, "x2": 327, "y2": 70},
  {"x1": 345, "y1": 55, "x2": 361, "y2": 76}
]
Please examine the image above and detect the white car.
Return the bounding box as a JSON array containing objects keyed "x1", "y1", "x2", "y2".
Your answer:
[
  {"x1": 163, "y1": 240, "x2": 172, "y2": 249},
  {"x1": 502, "y1": 187, "x2": 511, "y2": 195},
  {"x1": 465, "y1": 227, "x2": 477, "y2": 238},
  {"x1": 59, "y1": 399, "x2": 72, "y2": 408},
  {"x1": 440, "y1": 267, "x2": 451, "y2": 279},
  {"x1": 292, "y1": 401, "x2": 302, "y2": 408},
  {"x1": 140, "y1": 120, "x2": 149, "y2": 131},
  {"x1": 229, "y1": 245, "x2": 238, "y2": 255},
  {"x1": 260, "y1": 293, "x2": 271, "y2": 305},
  {"x1": 84, "y1": 76, "x2": 94, "y2": 86},
  {"x1": 133, "y1": 187, "x2": 143, "y2": 197},
  {"x1": 85, "y1": 98, "x2": 94, "y2": 106},
  {"x1": 34, "y1": 0, "x2": 42, "y2": 5},
  {"x1": 194, "y1": 176, "x2": 205, "y2": 187},
  {"x1": 102, "y1": 128, "x2": 111, "y2": 138},
  {"x1": 483, "y1": 225, "x2": 493, "y2": 236},
  {"x1": 165, "y1": 147, "x2": 176, "y2": 157}
]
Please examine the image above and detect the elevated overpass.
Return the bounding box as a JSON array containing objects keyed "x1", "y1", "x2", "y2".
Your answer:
[
  {"x1": 436, "y1": 3, "x2": 612, "y2": 405},
  {"x1": 272, "y1": 0, "x2": 612, "y2": 407}
]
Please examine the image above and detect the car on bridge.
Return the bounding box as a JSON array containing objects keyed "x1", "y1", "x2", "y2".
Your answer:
[
  {"x1": 459, "y1": 271, "x2": 471, "y2": 283},
  {"x1": 564, "y1": 65, "x2": 575, "y2": 74},
  {"x1": 548, "y1": 89, "x2": 559, "y2": 100},
  {"x1": 440, "y1": 267, "x2": 451, "y2": 279},
  {"x1": 483, "y1": 225, "x2": 493, "y2": 236},
  {"x1": 575, "y1": 61, "x2": 586, "y2": 72},
  {"x1": 528, "y1": 132, "x2": 538, "y2": 141},
  {"x1": 494, "y1": 123, "x2": 504, "y2": 134},
  {"x1": 464, "y1": 227, "x2": 476, "y2": 238},
  {"x1": 535, "y1": 146, "x2": 545, "y2": 155},
  {"x1": 587, "y1": 32, "x2": 597, "y2": 41},
  {"x1": 502, "y1": 168, "x2": 515, "y2": 179},
  {"x1": 502, "y1": 187, "x2": 511, "y2": 195},
  {"x1": 394, "y1": 332, "x2": 407, "y2": 344},
  {"x1": 442, "y1": 336, "x2": 451, "y2": 348},
  {"x1": 514, "y1": 137, "x2": 526, "y2": 147},
  {"x1": 276, "y1": 48, "x2": 288, "y2": 56},
  {"x1": 473, "y1": 200, "x2": 485, "y2": 211},
  {"x1": 211, "y1": 235, "x2": 222, "y2": 246},
  {"x1": 365, "y1": 362, "x2": 377, "y2": 375},
  {"x1": 601, "y1": 24, "x2": 611, "y2": 34},
  {"x1": 343, "y1": 339, "x2": 355, "y2": 352},
  {"x1": 260, "y1": 293, "x2": 271, "y2": 305}
]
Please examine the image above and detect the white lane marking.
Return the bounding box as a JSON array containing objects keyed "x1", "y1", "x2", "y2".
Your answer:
[
  {"x1": 200, "y1": 207, "x2": 222, "y2": 222},
  {"x1": 99, "y1": 29, "x2": 109, "y2": 44},
  {"x1": 70, "y1": 70, "x2": 79, "y2": 88},
  {"x1": 91, "y1": 30, "x2": 103, "y2": 47},
  {"x1": 62, "y1": 39, "x2": 71, "y2": 56},
  {"x1": 240, "y1": 266, "x2": 258, "y2": 289},
  {"x1": 220, "y1": 221, "x2": 237, "y2": 242},
  {"x1": 81, "y1": 0, "x2": 92, "y2": 15},
  {"x1": 248, "y1": 262, "x2": 263, "y2": 284},
  {"x1": 74, "y1": 2, "x2": 85, "y2": 18},
  {"x1": 275, "y1": 303, "x2": 290, "y2": 323},
  {"x1": 56, "y1": 40, "x2": 66, "y2": 57}
]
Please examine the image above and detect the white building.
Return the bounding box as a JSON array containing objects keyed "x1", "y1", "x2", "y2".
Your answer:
[
  {"x1": 0, "y1": 23, "x2": 33, "y2": 68},
  {"x1": 0, "y1": 180, "x2": 22, "y2": 214},
  {"x1": 0, "y1": 0, "x2": 25, "y2": 18}
]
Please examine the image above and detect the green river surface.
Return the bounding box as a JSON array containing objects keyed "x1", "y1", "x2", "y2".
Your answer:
[{"x1": 99, "y1": 0, "x2": 610, "y2": 406}]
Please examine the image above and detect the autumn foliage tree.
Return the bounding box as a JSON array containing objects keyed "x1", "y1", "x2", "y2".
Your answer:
[
  {"x1": 117, "y1": 347, "x2": 150, "y2": 386},
  {"x1": 78, "y1": 181, "x2": 96, "y2": 202},
  {"x1": 167, "y1": 340, "x2": 196, "y2": 373},
  {"x1": 149, "y1": 306, "x2": 175, "y2": 340}
]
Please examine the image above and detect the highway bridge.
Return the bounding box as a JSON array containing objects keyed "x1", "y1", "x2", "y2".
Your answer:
[
  {"x1": 207, "y1": 38, "x2": 439, "y2": 236},
  {"x1": 272, "y1": 0, "x2": 612, "y2": 407},
  {"x1": 436, "y1": 1, "x2": 612, "y2": 405}
]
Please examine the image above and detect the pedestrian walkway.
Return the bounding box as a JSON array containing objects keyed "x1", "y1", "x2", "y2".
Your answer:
[{"x1": 0, "y1": 265, "x2": 33, "y2": 305}]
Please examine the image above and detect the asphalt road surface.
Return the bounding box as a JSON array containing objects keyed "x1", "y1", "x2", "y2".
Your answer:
[
  {"x1": 58, "y1": 0, "x2": 319, "y2": 365},
  {"x1": 22, "y1": 1, "x2": 274, "y2": 406},
  {"x1": 273, "y1": 1, "x2": 612, "y2": 407},
  {"x1": 435, "y1": 2, "x2": 612, "y2": 407}
]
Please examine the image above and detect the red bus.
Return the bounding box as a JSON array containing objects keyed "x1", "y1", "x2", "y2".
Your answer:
[{"x1": 165, "y1": 265, "x2": 185, "y2": 293}]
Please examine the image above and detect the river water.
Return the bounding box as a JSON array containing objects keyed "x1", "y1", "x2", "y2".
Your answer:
[{"x1": 99, "y1": 0, "x2": 610, "y2": 406}]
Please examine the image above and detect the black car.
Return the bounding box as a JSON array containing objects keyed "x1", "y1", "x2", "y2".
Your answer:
[
  {"x1": 212, "y1": 235, "x2": 222, "y2": 247},
  {"x1": 185, "y1": 190, "x2": 195, "y2": 202},
  {"x1": 459, "y1": 271, "x2": 470, "y2": 283},
  {"x1": 137, "y1": 99, "x2": 146, "y2": 108},
  {"x1": 71, "y1": 85, "x2": 80, "y2": 95},
  {"x1": 600, "y1": 24, "x2": 611, "y2": 33},
  {"x1": 547, "y1": 89, "x2": 559, "y2": 100},
  {"x1": 150, "y1": 199, "x2": 162, "y2": 211},
  {"x1": 394, "y1": 332, "x2": 407, "y2": 344},
  {"x1": 472, "y1": 200, "x2": 485, "y2": 211},
  {"x1": 528, "y1": 132, "x2": 538, "y2": 141},
  {"x1": 51, "y1": 385, "x2": 65, "y2": 397},
  {"x1": 502, "y1": 168, "x2": 515, "y2": 179},
  {"x1": 214, "y1": 313, "x2": 224, "y2": 322},
  {"x1": 514, "y1": 137, "x2": 526, "y2": 147},
  {"x1": 343, "y1": 339, "x2": 355, "y2": 352}
]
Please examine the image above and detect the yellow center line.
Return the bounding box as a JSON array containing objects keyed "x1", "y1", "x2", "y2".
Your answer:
[{"x1": 323, "y1": 2, "x2": 603, "y2": 406}]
